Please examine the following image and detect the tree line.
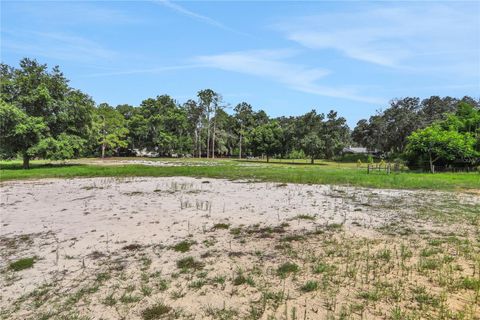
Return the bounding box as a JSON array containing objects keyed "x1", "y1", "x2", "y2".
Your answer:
[
  {"x1": 1, "y1": 59, "x2": 479, "y2": 171},
  {"x1": 352, "y1": 96, "x2": 480, "y2": 171}
]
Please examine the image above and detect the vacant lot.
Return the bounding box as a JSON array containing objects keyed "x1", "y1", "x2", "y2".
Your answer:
[{"x1": 1, "y1": 176, "x2": 479, "y2": 319}]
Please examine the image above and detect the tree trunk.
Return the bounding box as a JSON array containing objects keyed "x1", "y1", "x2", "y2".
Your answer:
[
  {"x1": 23, "y1": 154, "x2": 30, "y2": 169},
  {"x1": 239, "y1": 123, "x2": 243, "y2": 159},
  {"x1": 266, "y1": 155, "x2": 269, "y2": 163},
  {"x1": 197, "y1": 128, "x2": 202, "y2": 158},
  {"x1": 206, "y1": 114, "x2": 210, "y2": 159},
  {"x1": 101, "y1": 142, "x2": 106, "y2": 159},
  {"x1": 239, "y1": 134, "x2": 242, "y2": 159},
  {"x1": 429, "y1": 152, "x2": 434, "y2": 174},
  {"x1": 311, "y1": 157, "x2": 314, "y2": 164},
  {"x1": 194, "y1": 129, "x2": 199, "y2": 158},
  {"x1": 212, "y1": 119, "x2": 216, "y2": 159}
]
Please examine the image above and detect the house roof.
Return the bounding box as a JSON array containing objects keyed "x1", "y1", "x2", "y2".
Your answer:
[{"x1": 343, "y1": 147, "x2": 368, "y2": 154}]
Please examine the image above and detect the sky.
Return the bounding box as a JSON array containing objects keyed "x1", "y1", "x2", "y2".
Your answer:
[{"x1": 1, "y1": 0, "x2": 479, "y2": 127}]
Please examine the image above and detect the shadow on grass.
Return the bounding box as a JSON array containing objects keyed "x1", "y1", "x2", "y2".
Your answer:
[
  {"x1": 0, "y1": 162, "x2": 84, "y2": 170},
  {"x1": 234, "y1": 159, "x2": 328, "y2": 166}
]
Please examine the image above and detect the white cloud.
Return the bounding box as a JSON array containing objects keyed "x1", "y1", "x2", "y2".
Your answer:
[
  {"x1": 6, "y1": 2, "x2": 140, "y2": 26},
  {"x1": 2, "y1": 31, "x2": 117, "y2": 62},
  {"x1": 275, "y1": 3, "x2": 480, "y2": 74},
  {"x1": 154, "y1": 0, "x2": 249, "y2": 36},
  {"x1": 83, "y1": 64, "x2": 204, "y2": 77},
  {"x1": 195, "y1": 49, "x2": 383, "y2": 103}
]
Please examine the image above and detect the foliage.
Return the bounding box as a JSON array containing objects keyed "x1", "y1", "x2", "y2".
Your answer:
[
  {"x1": 406, "y1": 126, "x2": 478, "y2": 171},
  {"x1": 0, "y1": 58, "x2": 94, "y2": 167},
  {"x1": 301, "y1": 133, "x2": 324, "y2": 164},
  {"x1": 32, "y1": 133, "x2": 86, "y2": 160},
  {"x1": 248, "y1": 120, "x2": 283, "y2": 161},
  {"x1": 405, "y1": 103, "x2": 479, "y2": 172},
  {"x1": 352, "y1": 96, "x2": 479, "y2": 155},
  {"x1": 1, "y1": 58, "x2": 478, "y2": 171},
  {"x1": 95, "y1": 103, "x2": 129, "y2": 157},
  {"x1": 0, "y1": 101, "x2": 46, "y2": 163}
]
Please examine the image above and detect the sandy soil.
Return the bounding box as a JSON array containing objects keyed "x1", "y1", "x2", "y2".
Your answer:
[
  {"x1": 1, "y1": 177, "x2": 479, "y2": 319},
  {"x1": 72, "y1": 158, "x2": 224, "y2": 167}
]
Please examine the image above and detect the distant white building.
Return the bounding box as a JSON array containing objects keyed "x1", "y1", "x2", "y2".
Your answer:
[
  {"x1": 342, "y1": 146, "x2": 369, "y2": 154},
  {"x1": 133, "y1": 148, "x2": 159, "y2": 157}
]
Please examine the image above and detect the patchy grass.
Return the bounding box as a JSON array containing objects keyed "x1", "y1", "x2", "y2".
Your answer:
[
  {"x1": 212, "y1": 223, "x2": 230, "y2": 230},
  {"x1": 291, "y1": 214, "x2": 316, "y2": 221},
  {"x1": 1, "y1": 158, "x2": 479, "y2": 191},
  {"x1": 8, "y1": 257, "x2": 35, "y2": 271},
  {"x1": 176, "y1": 257, "x2": 204, "y2": 271},
  {"x1": 171, "y1": 240, "x2": 195, "y2": 253},
  {"x1": 277, "y1": 262, "x2": 299, "y2": 278},
  {"x1": 2, "y1": 170, "x2": 479, "y2": 320},
  {"x1": 141, "y1": 302, "x2": 172, "y2": 320},
  {"x1": 301, "y1": 280, "x2": 319, "y2": 292}
]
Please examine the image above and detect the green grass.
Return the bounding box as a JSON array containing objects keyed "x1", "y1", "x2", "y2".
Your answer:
[
  {"x1": 1, "y1": 158, "x2": 478, "y2": 191},
  {"x1": 8, "y1": 257, "x2": 35, "y2": 271},
  {"x1": 176, "y1": 257, "x2": 204, "y2": 270},
  {"x1": 301, "y1": 280, "x2": 319, "y2": 292},
  {"x1": 141, "y1": 302, "x2": 172, "y2": 320},
  {"x1": 171, "y1": 240, "x2": 195, "y2": 253},
  {"x1": 277, "y1": 262, "x2": 299, "y2": 278}
]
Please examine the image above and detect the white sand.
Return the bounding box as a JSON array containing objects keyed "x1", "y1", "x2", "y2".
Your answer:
[{"x1": 1, "y1": 177, "x2": 477, "y2": 319}]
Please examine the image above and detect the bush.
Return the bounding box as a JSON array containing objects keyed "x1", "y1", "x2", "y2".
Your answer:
[
  {"x1": 335, "y1": 153, "x2": 370, "y2": 163},
  {"x1": 287, "y1": 149, "x2": 306, "y2": 160}
]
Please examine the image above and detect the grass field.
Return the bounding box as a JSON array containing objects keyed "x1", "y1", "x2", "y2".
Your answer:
[{"x1": 0, "y1": 158, "x2": 479, "y2": 191}]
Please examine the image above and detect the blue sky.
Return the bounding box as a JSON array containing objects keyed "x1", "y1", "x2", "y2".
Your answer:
[{"x1": 1, "y1": 1, "x2": 479, "y2": 126}]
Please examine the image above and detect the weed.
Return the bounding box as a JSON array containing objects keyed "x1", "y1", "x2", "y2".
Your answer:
[
  {"x1": 176, "y1": 257, "x2": 204, "y2": 270},
  {"x1": 358, "y1": 289, "x2": 380, "y2": 302},
  {"x1": 142, "y1": 302, "x2": 172, "y2": 320},
  {"x1": 171, "y1": 240, "x2": 195, "y2": 253},
  {"x1": 212, "y1": 223, "x2": 230, "y2": 230},
  {"x1": 291, "y1": 214, "x2": 316, "y2": 221},
  {"x1": 8, "y1": 257, "x2": 35, "y2": 271},
  {"x1": 119, "y1": 293, "x2": 141, "y2": 304},
  {"x1": 301, "y1": 280, "x2": 319, "y2": 292},
  {"x1": 277, "y1": 262, "x2": 299, "y2": 278},
  {"x1": 312, "y1": 262, "x2": 334, "y2": 274}
]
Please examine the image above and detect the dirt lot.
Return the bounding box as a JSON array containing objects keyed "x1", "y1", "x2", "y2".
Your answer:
[{"x1": 1, "y1": 177, "x2": 479, "y2": 319}]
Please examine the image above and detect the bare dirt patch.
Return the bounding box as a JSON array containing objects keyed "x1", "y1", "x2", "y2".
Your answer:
[{"x1": 1, "y1": 177, "x2": 479, "y2": 319}]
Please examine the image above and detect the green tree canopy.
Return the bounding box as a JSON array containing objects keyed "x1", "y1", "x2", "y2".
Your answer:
[
  {"x1": 301, "y1": 132, "x2": 324, "y2": 164},
  {"x1": 248, "y1": 120, "x2": 283, "y2": 162},
  {"x1": 0, "y1": 101, "x2": 46, "y2": 164},
  {"x1": 405, "y1": 103, "x2": 479, "y2": 172},
  {"x1": 0, "y1": 58, "x2": 94, "y2": 167},
  {"x1": 95, "y1": 103, "x2": 129, "y2": 158},
  {"x1": 406, "y1": 125, "x2": 478, "y2": 173}
]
